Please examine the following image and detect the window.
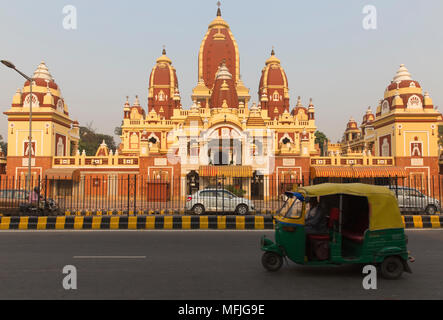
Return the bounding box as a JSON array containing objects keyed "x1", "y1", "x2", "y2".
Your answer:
[
  {"x1": 57, "y1": 100, "x2": 64, "y2": 113},
  {"x1": 200, "y1": 191, "x2": 215, "y2": 198},
  {"x1": 272, "y1": 91, "x2": 280, "y2": 101},
  {"x1": 222, "y1": 191, "x2": 235, "y2": 199},
  {"x1": 407, "y1": 95, "x2": 423, "y2": 109},
  {"x1": 381, "y1": 101, "x2": 390, "y2": 115},
  {"x1": 278, "y1": 197, "x2": 303, "y2": 218},
  {"x1": 23, "y1": 94, "x2": 40, "y2": 108}
]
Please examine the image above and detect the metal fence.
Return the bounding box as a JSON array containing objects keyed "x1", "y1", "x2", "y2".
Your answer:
[
  {"x1": 0, "y1": 174, "x2": 441, "y2": 215},
  {"x1": 0, "y1": 175, "x2": 304, "y2": 215}
]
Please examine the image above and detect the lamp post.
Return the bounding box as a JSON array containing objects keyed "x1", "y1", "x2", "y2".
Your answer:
[{"x1": 1, "y1": 60, "x2": 34, "y2": 198}]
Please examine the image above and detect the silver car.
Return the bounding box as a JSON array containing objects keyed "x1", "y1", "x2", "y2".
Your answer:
[
  {"x1": 185, "y1": 189, "x2": 255, "y2": 215},
  {"x1": 387, "y1": 186, "x2": 441, "y2": 215}
]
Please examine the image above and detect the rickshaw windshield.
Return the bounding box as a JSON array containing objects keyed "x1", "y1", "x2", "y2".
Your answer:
[{"x1": 279, "y1": 197, "x2": 303, "y2": 219}]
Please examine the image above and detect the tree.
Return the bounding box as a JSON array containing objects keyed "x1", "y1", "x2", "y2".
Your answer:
[
  {"x1": 0, "y1": 134, "x2": 7, "y2": 155},
  {"x1": 314, "y1": 131, "x2": 328, "y2": 156},
  {"x1": 114, "y1": 121, "x2": 123, "y2": 137},
  {"x1": 78, "y1": 122, "x2": 116, "y2": 156}
]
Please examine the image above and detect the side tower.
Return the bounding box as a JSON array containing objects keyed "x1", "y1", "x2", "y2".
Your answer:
[
  {"x1": 259, "y1": 49, "x2": 290, "y2": 120},
  {"x1": 148, "y1": 49, "x2": 181, "y2": 119},
  {"x1": 373, "y1": 64, "x2": 443, "y2": 182},
  {"x1": 3, "y1": 61, "x2": 79, "y2": 176}
]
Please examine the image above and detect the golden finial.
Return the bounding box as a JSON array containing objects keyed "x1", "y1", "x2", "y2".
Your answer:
[
  {"x1": 271, "y1": 46, "x2": 275, "y2": 56},
  {"x1": 162, "y1": 45, "x2": 166, "y2": 55},
  {"x1": 217, "y1": 1, "x2": 222, "y2": 16}
]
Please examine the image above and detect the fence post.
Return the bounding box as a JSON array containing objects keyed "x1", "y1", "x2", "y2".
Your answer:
[
  {"x1": 127, "y1": 175, "x2": 130, "y2": 214},
  {"x1": 134, "y1": 175, "x2": 137, "y2": 213}
]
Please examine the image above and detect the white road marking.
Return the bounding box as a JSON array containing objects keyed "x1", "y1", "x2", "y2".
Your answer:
[{"x1": 73, "y1": 256, "x2": 146, "y2": 259}]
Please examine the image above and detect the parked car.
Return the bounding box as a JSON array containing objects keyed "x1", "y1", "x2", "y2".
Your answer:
[
  {"x1": 0, "y1": 189, "x2": 30, "y2": 215},
  {"x1": 386, "y1": 186, "x2": 441, "y2": 215},
  {"x1": 185, "y1": 189, "x2": 255, "y2": 215}
]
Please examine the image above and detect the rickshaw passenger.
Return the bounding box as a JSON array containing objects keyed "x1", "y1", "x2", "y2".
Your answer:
[{"x1": 305, "y1": 198, "x2": 328, "y2": 235}]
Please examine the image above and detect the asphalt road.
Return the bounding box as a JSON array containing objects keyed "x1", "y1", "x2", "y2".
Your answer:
[{"x1": 0, "y1": 230, "x2": 442, "y2": 300}]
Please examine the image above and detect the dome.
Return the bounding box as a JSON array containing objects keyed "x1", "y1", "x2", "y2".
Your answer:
[
  {"x1": 198, "y1": 6, "x2": 239, "y2": 90},
  {"x1": 378, "y1": 64, "x2": 431, "y2": 116},
  {"x1": 362, "y1": 107, "x2": 375, "y2": 125},
  {"x1": 346, "y1": 117, "x2": 359, "y2": 130},
  {"x1": 17, "y1": 61, "x2": 69, "y2": 116}
]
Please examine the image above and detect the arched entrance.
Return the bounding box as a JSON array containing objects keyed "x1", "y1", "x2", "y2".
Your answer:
[
  {"x1": 187, "y1": 170, "x2": 200, "y2": 195},
  {"x1": 251, "y1": 171, "x2": 264, "y2": 200}
]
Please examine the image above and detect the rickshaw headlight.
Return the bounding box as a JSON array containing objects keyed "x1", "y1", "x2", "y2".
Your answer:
[{"x1": 260, "y1": 236, "x2": 265, "y2": 247}]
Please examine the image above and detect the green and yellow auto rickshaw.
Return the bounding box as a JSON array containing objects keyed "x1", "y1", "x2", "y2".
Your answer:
[{"x1": 261, "y1": 183, "x2": 414, "y2": 279}]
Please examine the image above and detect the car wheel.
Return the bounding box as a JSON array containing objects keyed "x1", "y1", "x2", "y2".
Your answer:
[
  {"x1": 236, "y1": 204, "x2": 249, "y2": 215},
  {"x1": 192, "y1": 204, "x2": 205, "y2": 216},
  {"x1": 380, "y1": 256, "x2": 404, "y2": 280},
  {"x1": 262, "y1": 252, "x2": 283, "y2": 272},
  {"x1": 425, "y1": 205, "x2": 437, "y2": 215}
]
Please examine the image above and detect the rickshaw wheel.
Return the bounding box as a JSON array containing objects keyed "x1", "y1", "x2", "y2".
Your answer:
[
  {"x1": 380, "y1": 256, "x2": 404, "y2": 280},
  {"x1": 262, "y1": 252, "x2": 283, "y2": 272}
]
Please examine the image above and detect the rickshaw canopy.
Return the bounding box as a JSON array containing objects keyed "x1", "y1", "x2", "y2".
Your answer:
[{"x1": 294, "y1": 183, "x2": 404, "y2": 231}]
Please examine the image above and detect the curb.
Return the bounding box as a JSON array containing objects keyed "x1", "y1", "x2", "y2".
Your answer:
[
  {"x1": 64, "y1": 209, "x2": 274, "y2": 216},
  {"x1": 0, "y1": 215, "x2": 441, "y2": 230},
  {"x1": 0, "y1": 215, "x2": 276, "y2": 230}
]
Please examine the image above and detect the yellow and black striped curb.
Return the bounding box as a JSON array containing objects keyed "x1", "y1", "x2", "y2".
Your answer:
[
  {"x1": 401, "y1": 215, "x2": 443, "y2": 229},
  {"x1": 0, "y1": 215, "x2": 440, "y2": 230},
  {"x1": 60, "y1": 209, "x2": 278, "y2": 216},
  {"x1": 0, "y1": 215, "x2": 275, "y2": 230}
]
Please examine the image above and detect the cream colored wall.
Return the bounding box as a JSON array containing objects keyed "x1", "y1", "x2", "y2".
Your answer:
[
  {"x1": 396, "y1": 122, "x2": 438, "y2": 157},
  {"x1": 374, "y1": 125, "x2": 394, "y2": 157},
  {"x1": 374, "y1": 121, "x2": 439, "y2": 157},
  {"x1": 7, "y1": 117, "x2": 75, "y2": 157}
]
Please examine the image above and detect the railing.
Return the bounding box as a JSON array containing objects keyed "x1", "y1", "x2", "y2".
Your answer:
[
  {"x1": 311, "y1": 156, "x2": 394, "y2": 166},
  {"x1": 53, "y1": 156, "x2": 139, "y2": 167},
  {"x1": 0, "y1": 175, "x2": 304, "y2": 215},
  {"x1": 0, "y1": 174, "x2": 441, "y2": 216}
]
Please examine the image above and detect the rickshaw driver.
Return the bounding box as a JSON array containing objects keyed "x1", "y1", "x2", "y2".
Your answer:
[{"x1": 305, "y1": 197, "x2": 329, "y2": 235}]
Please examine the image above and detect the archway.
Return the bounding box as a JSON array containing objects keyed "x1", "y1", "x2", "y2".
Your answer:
[
  {"x1": 251, "y1": 171, "x2": 264, "y2": 200},
  {"x1": 187, "y1": 170, "x2": 200, "y2": 195}
]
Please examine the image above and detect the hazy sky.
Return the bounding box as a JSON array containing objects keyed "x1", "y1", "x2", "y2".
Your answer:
[{"x1": 1, "y1": 0, "x2": 443, "y2": 144}]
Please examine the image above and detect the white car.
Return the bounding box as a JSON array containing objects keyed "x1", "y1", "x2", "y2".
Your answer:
[
  {"x1": 387, "y1": 186, "x2": 441, "y2": 215},
  {"x1": 185, "y1": 189, "x2": 255, "y2": 215}
]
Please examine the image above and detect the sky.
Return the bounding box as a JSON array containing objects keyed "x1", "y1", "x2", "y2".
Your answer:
[{"x1": 1, "y1": 0, "x2": 443, "y2": 144}]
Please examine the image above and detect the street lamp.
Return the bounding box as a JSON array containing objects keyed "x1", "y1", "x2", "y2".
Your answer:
[{"x1": 1, "y1": 60, "x2": 34, "y2": 199}]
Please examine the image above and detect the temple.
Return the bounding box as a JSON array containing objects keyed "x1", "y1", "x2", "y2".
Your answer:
[{"x1": 2, "y1": 5, "x2": 442, "y2": 200}]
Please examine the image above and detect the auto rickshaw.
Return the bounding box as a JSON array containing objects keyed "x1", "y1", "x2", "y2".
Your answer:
[{"x1": 261, "y1": 183, "x2": 414, "y2": 279}]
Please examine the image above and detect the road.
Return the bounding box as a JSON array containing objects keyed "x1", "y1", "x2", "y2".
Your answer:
[{"x1": 0, "y1": 230, "x2": 442, "y2": 300}]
